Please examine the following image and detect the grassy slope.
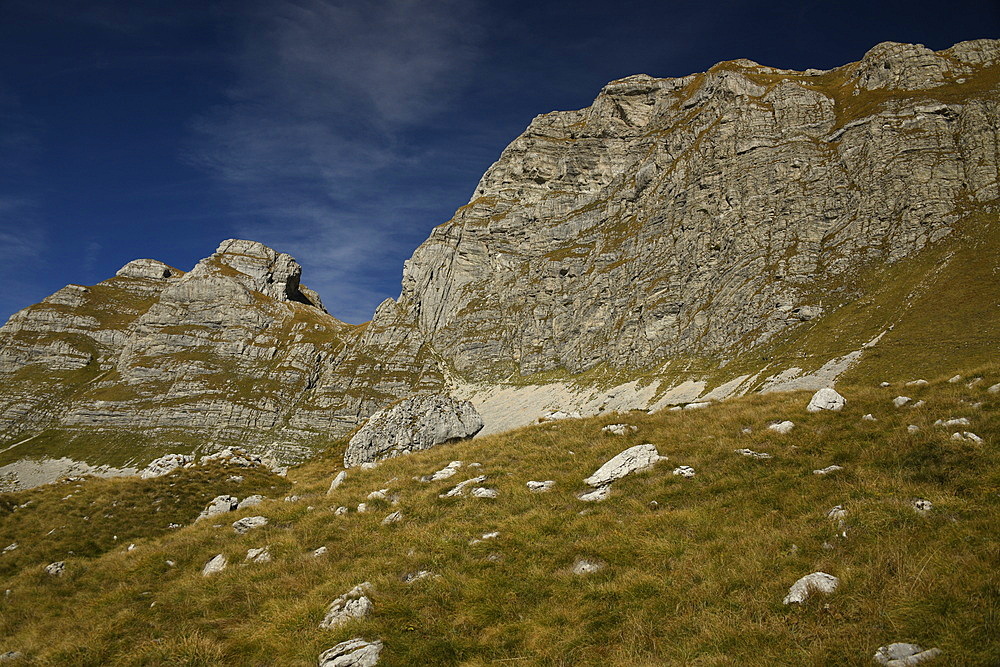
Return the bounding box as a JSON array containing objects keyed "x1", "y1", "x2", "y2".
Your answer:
[{"x1": 0, "y1": 372, "x2": 997, "y2": 665}]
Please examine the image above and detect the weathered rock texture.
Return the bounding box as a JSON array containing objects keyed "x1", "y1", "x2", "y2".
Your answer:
[{"x1": 0, "y1": 40, "x2": 998, "y2": 474}]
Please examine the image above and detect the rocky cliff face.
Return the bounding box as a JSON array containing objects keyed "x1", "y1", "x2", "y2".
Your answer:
[{"x1": 0, "y1": 40, "x2": 997, "y2": 479}]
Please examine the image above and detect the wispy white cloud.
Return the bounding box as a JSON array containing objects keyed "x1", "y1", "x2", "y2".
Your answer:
[{"x1": 189, "y1": 0, "x2": 485, "y2": 322}]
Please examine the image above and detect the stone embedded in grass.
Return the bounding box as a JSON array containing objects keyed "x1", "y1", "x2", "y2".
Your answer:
[
  {"x1": 2, "y1": 542, "x2": 17, "y2": 554},
  {"x1": 893, "y1": 396, "x2": 912, "y2": 408},
  {"x1": 807, "y1": 387, "x2": 846, "y2": 412},
  {"x1": 381, "y1": 511, "x2": 402, "y2": 525},
  {"x1": 139, "y1": 453, "x2": 193, "y2": 479},
  {"x1": 813, "y1": 465, "x2": 844, "y2": 475},
  {"x1": 366, "y1": 489, "x2": 389, "y2": 501},
  {"x1": 905, "y1": 379, "x2": 929, "y2": 387},
  {"x1": 827, "y1": 505, "x2": 847, "y2": 522},
  {"x1": 768, "y1": 421, "x2": 795, "y2": 434},
  {"x1": 912, "y1": 499, "x2": 932, "y2": 513},
  {"x1": 440, "y1": 475, "x2": 487, "y2": 498},
  {"x1": 421, "y1": 460, "x2": 463, "y2": 482},
  {"x1": 583, "y1": 444, "x2": 666, "y2": 487},
  {"x1": 527, "y1": 480, "x2": 555, "y2": 492},
  {"x1": 403, "y1": 570, "x2": 434, "y2": 583},
  {"x1": 0, "y1": 651, "x2": 23, "y2": 661},
  {"x1": 967, "y1": 377, "x2": 982, "y2": 388},
  {"x1": 327, "y1": 471, "x2": 346, "y2": 494},
  {"x1": 683, "y1": 401, "x2": 712, "y2": 410},
  {"x1": 782, "y1": 571, "x2": 839, "y2": 604},
  {"x1": 237, "y1": 495, "x2": 265, "y2": 510},
  {"x1": 952, "y1": 432, "x2": 983, "y2": 443},
  {"x1": 880, "y1": 381, "x2": 891, "y2": 387},
  {"x1": 862, "y1": 414, "x2": 876, "y2": 421},
  {"x1": 934, "y1": 417, "x2": 970, "y2": 427},
  {"x1": 911, "y1": 400, "x2": 926, "y2": 408},
  {"x1": 572, "y1": 558, "x2": 606, "y2": 575},
  {"x1": 577, "y1": 486, "x2": 612, "y2": 502},
  {"x1": 334, "y1": 506, "x2": 348, "y2": 516},
  {"x1": 201, "y1": 554, "x2": 227, "y2": 576},
  {"x1": 602, "y1": 423, "x2": 638, "y2": 436},
  {"x1": 356, "y1": 503, "x2": 368, "y2": 513},
  {"x1": 471, "y1": 487, "x2": 499, "y2": 498},
  {"x1": 313, "y1": 546, "x2": 328, "y2": 557},
  {"x1": 672, "y1": 466, "x2": 696, "y2": 477},
  {"x1": 319, "y1": 583, "x2": 373, "y2": 629},
  {"x1": 540, "y1": 409, "x2": 582, "y2": 422},
  {"x1": 469, "y1": 531, "x2": 500, "y2": 545},
  {"x1": 227, "y1": 475, "x2": 243, "y2": 483},
  {"x1": 44, "y1": 561, "x2": 65, "y2": 576},
  {"x1": 232, "y1": 516, "x2": 268, "y2": 534},
  {"x1": 245, "y1": 547, "x2": 271, "y2": 563},
  {"x1": 197, "y1": 495, "x2": 238, "y2": 521},
  {"x1": 874, "y1": 642, "x2": 942, "y2": 665},
  {"x1": 948, "y1": 375, "x2": 963, "y2": 383},
  {"x1": 284, "y1": 495, "x2": 302, "y2": 503},
  {"x1": 988, "y1": 382, "x2": 1000, "y2": 394},
  {"x1": 318, "y1": 638, "x2": 382, "y2": 667},
  {"x1": 907, "y1": 425, "x2": 920, "y2": 433},
  {"x1": 735, "y1": 448, "x2": 772, "y2": 459}
]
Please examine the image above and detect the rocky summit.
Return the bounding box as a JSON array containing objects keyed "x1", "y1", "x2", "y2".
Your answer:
[{"x1": 1, "y1": 40, "x2": 999, "y2": 487}]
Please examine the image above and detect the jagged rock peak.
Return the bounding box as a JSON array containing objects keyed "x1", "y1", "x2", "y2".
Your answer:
[
  {"x1": 186, "y1": 238, "x2": 322, "y2": 309},
  {"x1": 115, "y1": 258, "x2": 179, "y2": 281}
]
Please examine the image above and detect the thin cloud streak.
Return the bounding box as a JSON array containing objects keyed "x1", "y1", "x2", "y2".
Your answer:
[{"x1": 189, "y1": 0, "x2": 485, "y2": 322}]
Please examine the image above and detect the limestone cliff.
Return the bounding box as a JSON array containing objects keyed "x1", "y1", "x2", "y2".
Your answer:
[{"x1": 1, "y1": 39, "x2": 998, "y2": 480}]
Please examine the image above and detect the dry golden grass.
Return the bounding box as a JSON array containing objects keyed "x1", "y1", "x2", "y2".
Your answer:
[{"x1": 0, "y1": 370, "x2": 998, "y2": 665}]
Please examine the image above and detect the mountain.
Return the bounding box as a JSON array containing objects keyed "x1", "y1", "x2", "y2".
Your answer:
[{"x1": 1, "y1": 39, "x2": 998, "y2": 488}]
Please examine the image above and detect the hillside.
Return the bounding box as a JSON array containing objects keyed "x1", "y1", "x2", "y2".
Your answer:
[
  {"x1": 0, "y1": 40, "x2": 998, "y2": 487},
  {"x1": 0, "y1": 372, "x2": 997, "y2": 664}
]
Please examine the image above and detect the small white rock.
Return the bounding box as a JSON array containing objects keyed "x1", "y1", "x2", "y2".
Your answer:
[
  {"x1": 381, "y1": 511, "x2": 402, "y2": 525},
  {"x1": 735, "y1": 448, "x2": 772, "y2": 459},
  {"x1": 683, "y1": 401, "x2": 712, "y2": 410},
  {"x1": 907, "y1": 425, "x2": 920, "y2": 433},
  {"x1": 862, "y1": 414, "x2": 876, "y2": 421},
  {"x1": 934, "y1": 417, "x2": 969, "y2": 427},
  {"x1": 827, "y1": 505, "x2": 847, "y2": 521},
  {"x1": 578, "y1": 486, "x2": 612, "y2": 502},
  {"x1": 232, "y1": 516, "x2": 268, "y2": 535},
  {"x1": 893, "y1": 396, "x2": 912, "y2": 408},
  {"x1": 327, "y1": 471, "x2": 346, "y2": 494},
  {"x1": 947, "y1": 375, "x2": 963, "y2": 383},
  {"x1": 768, "y1": 420, "x2": 795, "y2": 434},
  {"x1": 312, "y1": 546, "x2": 328, "y2": 557},
  {"x1": 602, "y1": 423, "x2": 637, "y2": 436},
  {"x1": 571, "y1": 558, "x2": 605, "y2": 575},
  {"x1": 318, "y1": 639, "x2": 383, "y2": 667},
  {"x1": 952, "y1": 431, "x2": 983, "y2": 443},
  {"x1": 905, "y1": 379, "x2": 928, "y2": 387},
  {"x1": 201, "y1": 554, "x2": 227, "y2": 576},
  {"x1": 813, "y1": 465, "x2": 844, "y2": 475},
  {"x1": 527, "y1": 480, "x2": 555, "y2": 492},
  {"x1": 471, "y1": 487, "x2": 499, "y2": 499},
  {"x1": 319, "y1": 583, "x2": 373, "y2": 629},
  {"x1": 44, "y1": 561, "x2": 65, "y2": 577},
  {"x1": 987, "y1": 382, "x2": 1000, "y2": 394},
  {"x1": 3, "y1": 543, "x2": 18, "y2": 554},
  {"x1": 245, "y1": 547, "x2": 272, "y2": 563},
  {"x1": 879, "y1": 381, "x2": 891, "y2": 387},
  {"x1": 672, "y1": 466, "x2": 696, "y2": 478},
  {"x1": 366, "y1": 489, "x2": 389, "y2": 501},
  {"x1": 912, "y1": 499, "x2": 932, "y2": 513},
  {"x1": 782, "y1": 571, "x2": 839, "y2": 604},
  {"x1": 440, "y1": 475, "x2": 488, "y2": 498},
  {"x1": 356, "y1": 503, "x2": 368, "y2": 513},
  {"x1": 911, "y1": 400, "x2": 926, "y2": 409}
]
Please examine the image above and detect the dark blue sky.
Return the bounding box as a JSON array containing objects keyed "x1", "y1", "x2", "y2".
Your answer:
[{"x1": 1, "y1": 0, "x2": 997, "y2": 323}]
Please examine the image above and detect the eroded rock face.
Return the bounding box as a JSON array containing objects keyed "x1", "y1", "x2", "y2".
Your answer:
[{"x1": 343, "y1": 394, "x2": 484, "y2": 468}]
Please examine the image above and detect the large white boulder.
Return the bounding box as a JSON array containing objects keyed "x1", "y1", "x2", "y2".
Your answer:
[
  {"x1": 583, "y1": 444, "x2": 666, "y2": 487},
  {"x1": 344, "y1": 394, "x2": 483, "y2": 468},
  {"x1": 807, "y1": 388, "x2": 846, "y2": 412}
]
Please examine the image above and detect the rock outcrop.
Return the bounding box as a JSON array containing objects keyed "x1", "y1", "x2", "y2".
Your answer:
[{"x1": 0, "y1": 39, "x2": 997, "y2": 477}]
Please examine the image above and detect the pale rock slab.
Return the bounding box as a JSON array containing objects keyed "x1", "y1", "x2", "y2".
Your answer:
[
  {"x1": 934, "y1": 417, "x2": 969, "y2": 427},
  {"x1": 44, "y1": 561, "x2": 65, "y2": 576},
  {"x1": 577, "y1": 486, "x2": 612, "y2": 502},
  {"x1": 328, "y1": 471, "x2": 346, "y2": 494},
  {"x1": 783, "y1": 572, "x2": 839, "y2": 604},
  {"x1": 813, "y1": 465, "x2": 844, "y2": 475},
  {"x1": 313, "y1": 546, "x2": 329, "y2": 557},
  {"x1": 583, "y1": 444, "x2": 665, "y2": 487},
  {"x1": 422, "y1": 461, "x2": 462, "y2": 482},
  {"x1": 381, "y1": 511, "x2": 402, "y2": 525},
  {"x1": 672, "y1": 466, "x2": 696, "y2": 477},
  {"x1": 440, "y1": 475, "x2": 487, "y2": 498},
  {"x1": 907, "y1": 425, "x2": 920, "y2": 433},
  {"x1": 540, "y1": 410, "x2": 582, "y2": 422},
  {"x1": 735, "y1": 448, "x2": 772, "y2": 459},
  {"x1": 893, "y1": 396, "x2": 912, "y2": 408},
  {"x1": 471, "y1": 487, "x2": 498, "y2": 498},
  {"x1": 952, "y1": 432, "x2": 983, "y2": 443},
  {"x1": 807, "y1": 388, "x2": 846, "y2": 412},
  {"x1": 987, "y1": 383, "x2": 1000, "y2": 394},
  {"x1": 768, "y1": 421, "x2": 795, "y2": 434},
  {"x1": 948, "y1": 375, "x2": 963, "y2": 383},
  {"x1": 245, "y1": 547, "x2": 272, "y2": 563},
  {"x1": 233, "y1": 516, "x2": 268, "y2": 534},
  {"x1": 527, "y1": 480, "x2": 555, "y2": 492},
  {"x1": 344, "y1": 394, "x2": 483, "y2": 468},
  {"x1": 318, "y1": 638, "x2": 383, "y2": 667},
  {"x1": 905, "y1": 379, "x2": 929, "y2": 387},
  {"x1": 202, "y1": 554, "x2": 227, "y2": 576},
  {"x1": 572, "y1": 558, "x2": 605, "y2": 575},
  {"x1": 874, "y1": 643, "x2": 942, "y2": 666},
  {"x1": 139, "y1": 454, "x2": 193, "y2": 479},
  {"x1": 320, "y1": 583, "x2": 373, "y2": 629},
  {"x1": 237, "y1": 495, "x2": 265, "y2": 510},
  {"x1": 197, "y1": 495, "x2": 238, "y2": 521},
  {"x1": 602, "y1": 424, "x2": 637, "y2": 436}
]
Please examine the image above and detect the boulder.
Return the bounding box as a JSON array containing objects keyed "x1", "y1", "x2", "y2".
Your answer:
[
  {"x1": 874, "y1": 643, "x2": 942, "y2": 666},
  {"x1": 319, "y1": 583, "x2": 373, "y2": 629},
  {"x1": 245, "y1": 547, "x2": 272, "y2": 563},
  {"x1": 768, "y1": 421, "x2": 795, "y2": 434},
  {"x1": 344, "y1": 394, "x2": 483, "y2": 468},
  {"x1": 318, "y1": 638, "x2": 383, "y2": 667},
  {"x1": 115, "y1": 258, "x2": 176, "y2": 280},
  {"x1": 807, "y1": 388, "x2": 846, "y2": 412},
  {"x1": 232, "y1": 516, "x2": 268, "y2": 534},
  {"x1": 139, "y1": 454, "x2": 193, "y2": 479},
  {"x1": 202, "y1": 554, "x2": 227, "y2": 576},
  {"x1": 197, "y1": 495, "x2": 239, "y2": 521},
  {"x1": 782, "y1": 571, "x2": 839, "y2": 604},
  {"x1": 583, "y1": 444, "x2": 665, "y2": 487},
  {"x1": 952, "y1": 431, "x2": 983, "y2": 443},
  {"x1": 199, "y1": 447, "x2": 264, "y2": 468}
]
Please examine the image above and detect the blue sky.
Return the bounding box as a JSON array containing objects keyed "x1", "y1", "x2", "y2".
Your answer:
[{"x1": 1, "y1": 0, "x2": 997, "y2": 324}]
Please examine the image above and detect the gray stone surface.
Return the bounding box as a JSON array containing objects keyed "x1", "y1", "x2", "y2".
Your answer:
[
  {"x1": 232, "y1": 516, "x2": 268, "y2": 534},
  {"x1": 807, "y1": 388, "x2": 846, "y2": 412},
  {"x1": 783, "y1": 571, "x2": 839, "y2": 604},
  {"x1": 874, "y1": 643, "x2": 942, "y2": 666},
  {"x1": 201, "y1": 554, "x2": 227, "y2": 576},
  {"x1": 139, "y1": 454, "x2": 193, "y2": 479},
  {"x1": 318, "y1": 638, "x2": 383, "y2": 667},
  {"x1": 344, "y1": 394, "x2": 483, "y2": 468},
  {"x1": 320, "y1": 583, "x2": 373, "y2": 629},
  {"x1": 768, "y1": 421, "x2": 795, "y2": 434},
  {"x1": 197, "y1": 495, "x2": 238, "y2": 521},
  {"x1": 584, "y1": 444, "x2": 665, "y2": 487}
]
